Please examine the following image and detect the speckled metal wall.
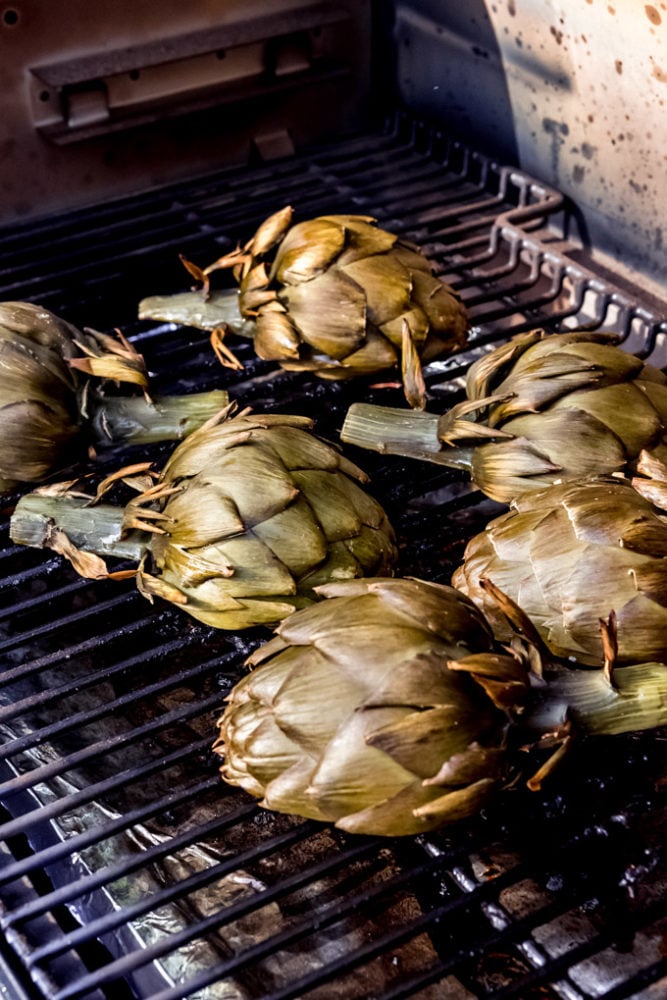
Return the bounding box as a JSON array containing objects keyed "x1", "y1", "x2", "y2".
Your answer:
[{"x1": 394, "y1": 0, "x2": 667, "y2": 293}]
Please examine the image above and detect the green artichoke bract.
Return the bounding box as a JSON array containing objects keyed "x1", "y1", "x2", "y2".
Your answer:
[
  {"x1": 10, "y1": 410, "x2": 398, "y2": 630},
  {"x1": 453, "y1": 474, "x2": 667, "y2": 666},
  {"x1": 0, "y1": 301, "x2": 229, "y2": 491},
  {"x1": 214, "y1": 577, "x2": 531, "y2": 836},
  {"x1": 144, "y1": 206, "x2": 469, "y2": 408},
  {"x1": 341, "y1": 329, "x2": 667, "y2": 502}
]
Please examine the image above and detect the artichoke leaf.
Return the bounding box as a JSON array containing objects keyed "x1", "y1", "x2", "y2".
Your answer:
[
  {"x1": 412, "y1": 777, "x2": 496, "y2": 821},
  {"x1": 466, "y1": 330, "x2": 543, "y2": 400},
  {"x1": 272, "y1": 218, "x2": 346, "y2": 284},
  {"x1": 365, "y1": 705, "x2": 488, "y2": 779},
  {"x1": 281, "y1": 269, "x2": 367, "y2": 359},
  {"x1": 252, "y1": 496, "x2": 328, "y2": 576},
  {"x1": 253, "y1": 311, "x2": 301, "y2": 360}
]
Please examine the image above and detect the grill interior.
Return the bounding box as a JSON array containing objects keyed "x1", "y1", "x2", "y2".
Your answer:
[{"x1": 0, "y1": 113, "x2": 665, "y2": 1000}]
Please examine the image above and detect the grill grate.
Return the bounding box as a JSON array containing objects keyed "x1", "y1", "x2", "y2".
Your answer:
[{"x1": 0, "y1": 113, "x2": 665, "y2": 1000}]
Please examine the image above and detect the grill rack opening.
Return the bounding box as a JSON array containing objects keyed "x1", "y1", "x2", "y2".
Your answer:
[{"x1": 0, "y1": 113, "x2": 665, "y2": 1000}]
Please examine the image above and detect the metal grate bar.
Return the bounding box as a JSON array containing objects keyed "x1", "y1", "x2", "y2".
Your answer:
[
  {"x1": 0, "y1": 775, "x2": 222, "y2": 888},
  {"x1": 0, "y1": 631, "x2": 202, "y2": 726},
  {"x1": 56, "y1": 851, "x2": 489, "y2": 1000}
]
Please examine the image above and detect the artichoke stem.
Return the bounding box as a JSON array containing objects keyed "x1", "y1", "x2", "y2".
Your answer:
[
  {"x1": 90, "y1": 389, "x2": 229, "y2": 445},
  {"x1": 341, "y1": 403, "x2": 472, "y2": 471},
  {"x1": 527, "y1": 664, "x2": 667, "y2": 738},
  {"x1": 10, "y1": 494, "x2": 148, "y2": 563},
  {"x1": 138, "y1": 288, "x2": 250, "y2": 335}
]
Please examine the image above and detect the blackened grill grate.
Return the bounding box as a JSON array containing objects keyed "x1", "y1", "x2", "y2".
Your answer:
[{"x1": 0, "y1": 113, "x2": 665, "y2": 1000}]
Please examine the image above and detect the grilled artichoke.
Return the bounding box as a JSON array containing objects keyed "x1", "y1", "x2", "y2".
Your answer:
[
  {"x1": 0, "y1": 301, "x2": 228, "y2": 491},
  {"x1": 453, "y1": 474, "x2": 667, "y2": 666},
  {"x1": 142, "y1": 206, "x2": 469, "y2": 408},
  {"x1": 10, "y1": 409, "x2": 397, "y2": 629},
  {"x1": 214, "y1": 578, "x2": 667, "y2": 835},
  {"x1": 214, "y1": 578, "x2": 529, "y2": 835},
  {"x1": 341, "y1": 329, "x2": 667, "y2": 502}
]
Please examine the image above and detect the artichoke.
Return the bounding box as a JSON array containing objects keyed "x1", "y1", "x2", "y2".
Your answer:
[
  {"x1": 453, "y1": 473, "x2": 667, "y2": 666},
  {"x1": 141, "y1": 206, "x2": 469, "y2": 408},
  {"x1": 341, "y1": 329, "x2": 667, "y2": 502},
  {"x1": 214, "y1": 578, "x2": 667, "y2": 835},
  {"x1": 10, "y1": 409, "x2": 397, "y2": 629},
  {"x1": 0, "y1": 301, "x2": 229, "y2": 491},
  {"x1": 214, "y1": 578, "x2": 530, "y2": 836}
]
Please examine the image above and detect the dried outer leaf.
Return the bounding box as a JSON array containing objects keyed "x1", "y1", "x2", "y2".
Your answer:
[
  {"x1": 635, "y1": 448, "x2": 667, "y2": 482},
  {"x1": 153, "y1": 540, "x2": 234, "y2": 588},
  {"x1": 262, "y1": 757, "x2": 332, "y2": 822},
  {"x1": 290, "y1": 468, "x2": 373, "y2": 540},
  {"x1": 0, "y1": 400, "x2": 80, "y2": 483},
  {"x1": 411, "y1": 777, "x2": 496, "y2": 822},
  {"x1": 281, "y1": 268, "x2": 366, "y2": 359},
  {"x1": 239, "y1": 288, "x2": 279, "y2": 313},
  {"x1": 242, "y1": 261, "x2": 271, "y2": 292},
  {"x1": 359, "y1": 652, "x2": 480, "y2": 710},
  {"x1": 470, "y1": 436, "x2": 564, "y2": 503},
  {"x1": 500, "y1": 408, "x2": 628, "y2": 475},
  {"x1": 137, "y1": 569, "x2": 189, "y2": 605},
  {"x1": 424, "y1": 745, "x2": 505, "y2": 788},
  {"x1": 306, "y1": 706, "x2": 416, "y2": 816},
  {"x1": 437, "y1": 395, "x2": 516, "y2": 445},
  {"x1": 159, "y1": 412, "x2": 312, "y2": 481},
  {"x1": 179, "y1": 532, "x2": 297, "y2": 599},
  {"x1": 487, "y1": 354, "x2": 603, "y2": 425},
  {"x1": 504, "y1": 331, "x2": 623, "y2": 377},
  {"x1": 271, "y1": 218, "x2": 346, "y2": 284},
  {"x1": 379, "y1": 305, "x2": 430, "y2": 347},
  {"x1": 49, "y1": 527, "x2": 110, "y2": 579},
  {"x1": 250, "y1": 205, "x2": 294, "y2": 257},
  {"x1": 389, "y1": 244, "x2": 435, "y2": 275},
  {"x1": 635, "y1": 377, "x2": 667, "y2": 423},
  {"x1": 271, "y1": 651, "x2": 365, "y2": 751},
  {"x1": 327, "y1": 325, "x2": 398, "y2": 375},
  {"x1": 401, "y1": 319, "x2": 427, "y2": 411},
  {"x1": 354, "y1": 578, "x2": 494, "y2": 647},
  {"x1": 297, "y1": 538, "x2": 366, "y2": 588},
  {"x1": 410, "y1": 269, "x2": 468, "y2": 340},
  {"x1": 631, "y1": 476, "x2": 667, "y2": 510},
  {"x1": 160, "y1": 480, "x2": 244, "y2": 546},
  {"x1": 466, "y1": 329, "x2": 544, "y2": 400},
  {"x1": 253, "y1": 311, "x2": 301, "y2": 360}
]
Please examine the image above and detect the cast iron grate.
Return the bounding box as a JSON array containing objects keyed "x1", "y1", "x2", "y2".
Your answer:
[{"x1": 0, "y1": 113, "x2": 665, "y2": 1000}]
